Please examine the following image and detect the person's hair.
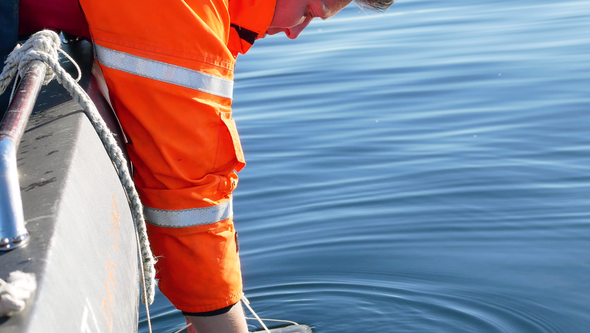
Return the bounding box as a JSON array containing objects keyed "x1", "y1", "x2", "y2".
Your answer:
[{"x1": 355, "y1": 0, "x2": 394, "y2": 12}]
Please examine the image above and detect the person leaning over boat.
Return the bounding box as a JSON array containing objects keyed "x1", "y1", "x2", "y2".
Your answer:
[{"x1": 75, "y1": 0, "x2": 393, "y2": 332}]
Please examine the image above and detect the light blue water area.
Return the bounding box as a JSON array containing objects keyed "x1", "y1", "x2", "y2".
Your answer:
[{"x1": 140, "y1": 0, "x2": 590, "y2": 332}]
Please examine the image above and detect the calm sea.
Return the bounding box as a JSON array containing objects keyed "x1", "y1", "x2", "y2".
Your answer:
[{"x1": 140, "y1": 0, "x2": 590, "y2": 332}]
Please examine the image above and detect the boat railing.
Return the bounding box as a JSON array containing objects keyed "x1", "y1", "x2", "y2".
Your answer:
[{"x1": 0, "y1": 60, "x2": 47, "y2": 251}]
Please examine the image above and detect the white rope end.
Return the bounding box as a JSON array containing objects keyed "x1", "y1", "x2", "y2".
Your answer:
[{"x1": 0, "y1": 271, "x2": 37, "y2": 317}]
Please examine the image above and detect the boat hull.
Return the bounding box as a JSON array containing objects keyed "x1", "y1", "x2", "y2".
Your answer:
[{"x1": 0, "y1": 40, "x2": 139, "y2": 332}]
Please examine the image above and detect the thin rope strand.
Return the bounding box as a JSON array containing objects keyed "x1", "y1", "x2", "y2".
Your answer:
[
  {"x1": 242, "y1": 295, "x2": 272, "y2": 333},
  {"x1": 171, "y1": 323, "x2": 192, "y2": 333},
  {"x1": 57, "y1": 48, "x2": 81, "y2": 82},
  {"x1": 246, "y1": 318, "x2": 300, "y2": 326}
]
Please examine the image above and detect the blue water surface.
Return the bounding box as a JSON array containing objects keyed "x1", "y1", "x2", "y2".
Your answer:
[{"x1": 141, "y1": 0, "x2": 590, "y2": 332}]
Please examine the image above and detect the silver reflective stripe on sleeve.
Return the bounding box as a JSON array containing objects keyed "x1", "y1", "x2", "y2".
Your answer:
[
  {"x1": 144, "y1": 199, "x2": 233, "y2": 228},
  {"x1": 94, "y1": 44, "x2": 233, "y2": 99}
]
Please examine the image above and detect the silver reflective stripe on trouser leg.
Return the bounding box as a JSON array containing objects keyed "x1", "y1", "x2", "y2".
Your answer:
[
  {"x1": 93, "y1": 43, "x2": 234, "y2": 99},
  {"x1": 143, "y1": 199, "x2": 233, "y2": 228}
]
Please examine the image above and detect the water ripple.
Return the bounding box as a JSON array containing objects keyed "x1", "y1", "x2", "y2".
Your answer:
[{"x1": 243, "y1": 275, "x2": 574, "y2": 333}]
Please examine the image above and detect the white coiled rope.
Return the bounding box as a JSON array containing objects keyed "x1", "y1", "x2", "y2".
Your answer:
[
  {"x1": 0, "y1": 30, "x2": 156, "y2": 306},
  {"x1": 0, "y1": 271, "x2": 36, "y2": 317}
]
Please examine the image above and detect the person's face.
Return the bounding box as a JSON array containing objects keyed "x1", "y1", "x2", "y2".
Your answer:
[{"x1": 265, "y1": 0, "x2": 352, "y2": 39}]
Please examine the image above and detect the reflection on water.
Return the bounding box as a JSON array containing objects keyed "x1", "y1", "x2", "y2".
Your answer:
[{"x1": 141, "y1": 0, "x2": 590, "y2": 332}]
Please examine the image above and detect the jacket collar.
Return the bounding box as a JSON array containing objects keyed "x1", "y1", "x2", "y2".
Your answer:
[{"x1": 228, "y1": 0, "x2": 277, "y2": 56}]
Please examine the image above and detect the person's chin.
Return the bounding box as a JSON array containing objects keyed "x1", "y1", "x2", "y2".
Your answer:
[{"x1": 265, "y1": 28, "x2": 284, "y2": 37}]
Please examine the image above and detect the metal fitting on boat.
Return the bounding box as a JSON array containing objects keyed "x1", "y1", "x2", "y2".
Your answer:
[
  {"x1": 0, "y1": 61, "x2": 45, "y2": 252},
  {"x1": 0, "y1": 138, "x2": 29, "y2": 251}
]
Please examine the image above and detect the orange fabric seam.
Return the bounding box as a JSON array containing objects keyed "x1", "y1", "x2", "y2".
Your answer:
[{"x1": 211, "y1": 116, "x2": 223, "y2": 176}]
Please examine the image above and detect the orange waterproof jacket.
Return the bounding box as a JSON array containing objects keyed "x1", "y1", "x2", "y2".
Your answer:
[
  {"x1": 80, "y1": 0, "x2": 275, "y2": 211},
  {"x1": 79, "y1": 0, "x2": 276, "y2": 312}
]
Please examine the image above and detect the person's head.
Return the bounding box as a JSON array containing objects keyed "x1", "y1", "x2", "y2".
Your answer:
[{"x1": 265, "y1": 0, "x2": 393, "y2": 39}]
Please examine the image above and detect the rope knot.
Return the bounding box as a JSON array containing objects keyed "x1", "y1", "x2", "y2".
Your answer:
[
  {"x1": 0, "y1": 30, "x2": 62, "y2": 94},
  {"x1": 0, "y1": 271, "x2": 37, "y2": 317}
]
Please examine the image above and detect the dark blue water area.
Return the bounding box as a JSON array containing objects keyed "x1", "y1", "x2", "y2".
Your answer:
[{"x1": 140, "y1": 0, "x2": 590, "y2": 332}]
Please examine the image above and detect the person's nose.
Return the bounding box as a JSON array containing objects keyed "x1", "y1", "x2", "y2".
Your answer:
[{"x1": 285, "y1": 16, "x2": 313, "y2": 39}]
